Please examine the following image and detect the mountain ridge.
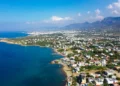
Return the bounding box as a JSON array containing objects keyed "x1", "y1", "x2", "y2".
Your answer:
[{"x1": 64, "y1": 17, "x2": 120, "y2": 31}]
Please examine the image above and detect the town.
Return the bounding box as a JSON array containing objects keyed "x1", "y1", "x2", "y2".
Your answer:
[{"x1": 1, "y1": 30, "x2": 120, "y2": 86}]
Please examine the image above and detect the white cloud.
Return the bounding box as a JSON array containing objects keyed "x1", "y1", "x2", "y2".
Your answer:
[
  {"x1": 51, "y1": 16, "x2": 63, "y2": 21},
  {"x1": 87, "y1": 11, "x2": 90, "y2": 14},
  {"x1": 51, "y1": 16, "x2": 72, "y2": 21},
  {"x1": 94, "y1": 9, "x2": 104, "y2": 20},
  {"x1": 113, "y1": 0, "x2": 120, "y2": 8},
  {"x1": 26, "y1": 22, "x2": 30, "y2": 24},
  {"x1": 96, "y1": 15, "x2": 104, "y2": 20},
  {"x1": 112, "y1": 10, "x2": 119, "y2": 14},
  {"x1": 64, "y1": 17, "x2": 72, "y2": 20},
  {"x1": 78, "y1": 13, "x2": 81, "y2": 16},
  {"x1": 95, "y1": 9, "x2": 101, "y2": 15},
  {"x1": 107, "y1": 0, "x2": 120, "y2": 15},
  {"x1": 26, "y1": 16, "x2": 73, "y2": 26},
  {"x1": 107, "y1": 4, "x2": 113, "y2": 9},
  {"x1": 43, "y1": 20, "x2": 49, "y2": 23}
]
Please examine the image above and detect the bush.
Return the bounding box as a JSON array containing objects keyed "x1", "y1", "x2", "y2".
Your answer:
[
  {"x1": 72, "y1": 77, "x2": 77, "y2": 86},
  {"x1": 58, "y1": 49, "x2": 64, "y2": 52},
  {"x1": 116, "y1": 77, "x2": 120, "y2": 80},
  {"x1": 106, "y1": 64, "x2": 114, "y2": 69},
  {"x1": 88, "y1": 83, "x2": 93, "y2": 86}
]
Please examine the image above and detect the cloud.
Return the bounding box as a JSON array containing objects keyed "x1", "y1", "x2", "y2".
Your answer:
[
  {"x1": 95, "y1": 9, "x2": 101, "y2": 15},
  {"x1": 87, "y1": 11, "x2": 90, "y2": 14},
  {"x1": 26, "y1": 21, "x2": 41, "y2": 25},
  {"x1": 51, "y1": 16, "x2": 72, "y2": 21},
  {"x1": 113, "y1": 0, "x2": 120, "y2": 8},
  {"x1": 107, "y1": 4, "x2": 113, "y2": 9},
  {"x1": 95, "y1": 9, "x2": 104, "y2": 20},
  {"x1": 112, "y1": 10, "x2": 119, "y2": 14},
  {"x1": 26, "y1": 22, "x2": 31, "y2": 24},
  {"x1": 78, "y1": 13, "x2": 81, "y2": 16},
  {"x1": 25, "y1": 16, "x2": 73, "y2": 27},
  {"x1": 96, "y1": 15, "x2": 104, "y2": 20},
  {"x1": 51, "y1": 16, "x2": 63, "y2": 21},
  {"x1": 26, "y1": 16, "x2": 72, "y2": 25},
  {"x1": 107, "y1": 0, "x2": 120, "y2": 15},
  {"x1": 64, "y1": 17, "x2": 72, "y2": 20}
]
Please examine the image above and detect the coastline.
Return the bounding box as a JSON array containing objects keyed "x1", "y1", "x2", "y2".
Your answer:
[
  {"x1": 0, "y1": 39, "x2": 72, "y2": 86},
  {"x1": 53, "y1": 49, "x2": 72, "y2": 73}
]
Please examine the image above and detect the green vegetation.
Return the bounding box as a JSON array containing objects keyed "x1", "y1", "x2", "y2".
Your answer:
[
  {"x1": 116, "y1": 77, "x2": 120, "y2": 80},
  {"x1": 72, "y1": 77, "x2": 77, "y2": 86},
  {"x1": 57, "y1": 48, "x2": 64, "y2": 52},
  {"x1": 75, "y1": 56, "x2": 80, "y2": 62},
  {"x1": 80, "y1": 66, "x2": 107, "y2": 71},
  {"x1": 106, "y1": 64, "x2": 114, "y2": 69},
  {"x1": 118, "y1": 82, "x2": 120, "y2": 85},
  {"x1": 103, "y1": 79, "x2": 109, "y2": 86},
  {"x1": 88, "y1": 83, "x2": 93, "y2": 86},
  {"x1": 36, "y1": 41, "x2": 53, "y2": 46},
  {"x1": 67, "y1": 53, "x2": 74, "y2": 58}
]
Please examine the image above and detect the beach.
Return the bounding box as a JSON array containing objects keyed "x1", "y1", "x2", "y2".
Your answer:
[
  {"x1": 62, "y1": 64, "x2": 72, "y2": 77},
  {"x1": 0, "y1": 39, "x2": 17, "y2": 44}
]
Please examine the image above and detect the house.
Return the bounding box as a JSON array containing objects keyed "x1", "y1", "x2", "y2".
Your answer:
[
  {"x1": 94, "y1": 60, "x2": 101, "y2": 66},
  {"x1": 76, "y1": 50, "x2": 81, "y2": 53},
  {"x1": 72, "y1": 63, "x2": 77, "y2": 67},
  {"x1": 95, "y1": 54, "x2": 99, "y2": 57},
  {"x1": 101, "y1": 59, "x2": 107, "y2": 66},
  {"x1": 95, "y1": 78, "x2": 104, "y2": 86},
  {"x1": 74, "y1": 67, "x2": 80, "y2": 73},
  {"x1": 70, "y1": 57, "x2": 74, "y2": 60},
  {"x1": 88, "y1": 77, "x2": 95, "y2": 83},
  {"x1": 85, "y1": 55, "x2": 91, "y2": 59},
  {"x1": 90, "y1": 73, "x2": 101, "y2": 78},
  {"x1": 70, "y1": 60, "x2": 75, "y2": 64},
  {"x1": 105, "y1": 78, "x2": 118, "y2": 85},
  {"x1": 104, "y1": 70, "x2": 114, "y2": 76},
  {"x1": 109, "y1": 53, "x2": 114, "y2": 56},
  {"x1": 114, "y1": 66, "x2": 120, "y2": 71},
  {"x1": 85, "y1": 63, "x2": 89, "y2": 66},
  {"x1": 77, "y1": 73, "x2": 87, "y2": 86},
  {"x1": 62, "y1": 58, "x2": 70, "y2": 63},
  {"x1": 78, "y1": 62, "x2": 85, "y2": 67},
  {"x1": 112, "y1": 62, "x2": 118, "y2": 66}
]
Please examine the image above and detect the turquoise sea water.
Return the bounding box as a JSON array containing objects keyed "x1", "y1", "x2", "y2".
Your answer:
[{"x1": 0, "y1": 32, "x2": 66, "y2": 86}]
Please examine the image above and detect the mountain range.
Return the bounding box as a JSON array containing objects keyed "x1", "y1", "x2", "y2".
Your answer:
[{"x1": 64, "y1": 17, "x2": 120, "y2": 32}]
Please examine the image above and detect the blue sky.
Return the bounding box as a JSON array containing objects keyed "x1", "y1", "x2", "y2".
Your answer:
[{"x1": 0, "y1": 0, "x2": 120, "y2": 31}]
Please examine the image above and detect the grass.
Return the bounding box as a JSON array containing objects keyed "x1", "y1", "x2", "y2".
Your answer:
[{"x1": 80, "y1": 65, "x2": 107, "y2": 71}]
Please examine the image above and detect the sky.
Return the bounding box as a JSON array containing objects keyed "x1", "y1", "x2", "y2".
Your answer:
[{"x1": 0, "y1": 0, "x2": 120, "y2": 31}]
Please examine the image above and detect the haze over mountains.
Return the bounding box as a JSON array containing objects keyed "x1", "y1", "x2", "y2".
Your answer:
[{"x1": 64, "y1": 17, "x2": 120, "y2": 32}]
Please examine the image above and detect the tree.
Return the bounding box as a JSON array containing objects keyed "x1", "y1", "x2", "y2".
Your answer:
[
  {"x1": 58, "y1": 48, "x2": 64, "y2": 52},
  {"x1": 75, "y1": 56, "x2": 80, "y2": 62},
  {"x1": 88, "y1": 83, "x2": 93, "y2": 86},
  {"x1": 103, "y1": 79, "x2": 109, "y2": 86},
  {"x1": 100, "y1": 67, "x2": 107, "y2": 75}
]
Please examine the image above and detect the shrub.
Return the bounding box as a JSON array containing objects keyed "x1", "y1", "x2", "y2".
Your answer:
[{"x1": 116, "y1": 77, "x2": 120, "y2": 80}]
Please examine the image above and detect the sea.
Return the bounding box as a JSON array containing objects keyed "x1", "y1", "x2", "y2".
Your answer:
[{"x1": 0, "y1": 32, "x2": 66, "y2": 86}]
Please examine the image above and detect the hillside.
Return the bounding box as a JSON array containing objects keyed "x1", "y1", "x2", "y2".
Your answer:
[{"x1": 64, "y1": 17, "x2": 120, "y2": 32}]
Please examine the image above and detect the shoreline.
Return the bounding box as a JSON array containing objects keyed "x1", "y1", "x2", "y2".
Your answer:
[
  {"x1": 0, "y1": 39, "x2": 50, "y2": 48},
  {"x1": 0, "y1": 39, "x2": 72, "y2": 86}
]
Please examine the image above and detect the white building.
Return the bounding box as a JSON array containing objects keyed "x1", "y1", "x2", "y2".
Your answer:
[{"x1": 101, "y1": 59, "x2": 106, "y2": 66}]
